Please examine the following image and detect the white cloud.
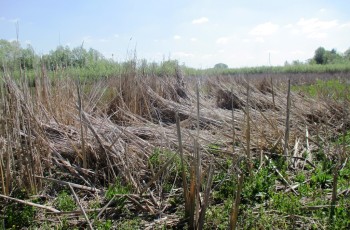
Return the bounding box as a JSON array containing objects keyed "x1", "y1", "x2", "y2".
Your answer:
[
  {"x1": 291, "y1": 50, "x2": 305, "y2": 55},
  {"x1": 307, "y1": 32, "x2": 327, "y2": 39},
  {"x1": 192, "y1": 17, "x2": 209, "y2": 24},
  {"x1": 113, "y1": 34, "x2": 119, "y2": 38},
  {"x1": 98, "y1": 38, "x2": 108, "y2": 43},
  {"x1": 216, "y1": 36, "x2": 230, "y2": 45},
  {"x1": 267, "y1": 49, "x2": 280, "y2": 54},
  {"x1": 254, "y1": 37, "x2": 265, "y2": 43},
  {"x1": 173, "y1": 35, "x2": 181, "y2": 40},
  {"x1": 243, "y1": 37, "x2": 264, "y2": 43},
  {"x1": 173, "y1": 51, "x2": 194, "y2": 58},
  {"x1": 82, "y1": 36, "x2": 93, "y2": 43},
  {"x1": 295, "y1": 18, "x2": 338, "y2": 39},
  {"x1": 297, "y1": 18, "x2": 338, "y2": 33},
  {"x1": 284, "y1": 24, "x2": 293, "y2": 29},
  {"x1": 250, "y1": 22, "x2": 279, "y2": 36},
  {"x1": 340, "y1": 23, "x2": 350, "y2": 28},
  {"x1": 319, "y1": 8, "x2": 326, "y2": 13},
  {"x1": 202, "y1": 54, "x2": 213, "y2": 59},
  {"x1": 9, "y1": 18, "x2": 20, "y2": 23},
  {"x1": 190, "y1": 37, "x2": 197, "y2": 42},
  {"x1": 24, "y1": 40, "x2": 31, "y2": 45}
]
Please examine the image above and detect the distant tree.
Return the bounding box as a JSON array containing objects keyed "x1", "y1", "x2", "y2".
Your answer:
[
  {"x1": 72, "y1": 46, "x2": 88, "y2": 67},
  {"x1": 314, "y1": 47, "x2": 326, "y2": 64},
  {"x1": 324, "y1": 48, "x2": 341, "y2": 64},
  {"x1": 214, "y1": 63, "x2": 228, "y2": 69},
  {"x1": 20, "y1": 44, "x2": 36, "y2": 69},
  {"x1": 344, "y1": 48, "x2": 350, "y2": 60},
  {"x1": 292, "y1": 60, "x2": 303, "y2": 65}
]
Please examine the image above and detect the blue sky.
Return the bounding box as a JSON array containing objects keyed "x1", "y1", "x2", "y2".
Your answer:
[{"x1": 1, "y1": 0, "x2": 350, "y2": 68}]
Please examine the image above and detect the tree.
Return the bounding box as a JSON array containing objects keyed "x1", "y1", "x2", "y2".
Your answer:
[
  {"x1": 324, "y1": 49, "x2": 341, "y2": 64},
  {"x1": 344, "y1": 48, "x2": 350, "y2": 60},
  {"x1": 314, "y1": 47, "x2": 326, "y2": 64},
  {"x1": 72, "y1": 46, "x2": 88, "y2": 67},
  {"x1": 214, "y1": 63, "x2": 228, "y2": 69}
]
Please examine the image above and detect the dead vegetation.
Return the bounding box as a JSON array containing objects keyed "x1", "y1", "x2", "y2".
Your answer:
[{"x1": 0, "y1": 67, "x2": 349, "y2": 229}]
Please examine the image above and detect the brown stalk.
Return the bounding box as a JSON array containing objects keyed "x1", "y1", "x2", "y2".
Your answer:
[
  {"x1": 271, "y1": 77, "x2": 275, "y2": 110},
  {"x1": 68, "y1": 183, "x2": 94, "y2": 230},
  {"x1": 231, "y1": 87, "x2": 236, "y2": 152},
  {"x1": 0, "y1": 193, "x2": 59, "y2": 213},
  {"x1": 198, "y1": 163, "x2": 214, "y2": 230},
  {"x1": 175, "y1": 112, "x2": 190, "y2": 217},
  {"x1": 229, "y1": 173, "x2": 244, "y2": 230},
  {"x1": 140, "y1": 152, "x2": 176, "y2": 195},
  {"x1": 246, "y1": 82, "x2": 252, "y2": 174},
  {"x1": 35, "y1": 176, "x2": 101, "y2": 193},
  {"x1": 265, "y1": 155, "x2": 299, "y2": 195},
  {"x1": 330, "y1": 160, "x2": 339, "y2": 224},
  {"x1": 284, "y1": 79, "x2": 291, "y2": 159},
  {"x1": 76, "y1": 80, "x2": 87, "y2": 168},
  {"x1": 194, "y1": 82, "x2": 201, "y2": 228}
]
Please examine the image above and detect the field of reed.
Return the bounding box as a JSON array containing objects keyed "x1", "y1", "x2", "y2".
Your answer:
[{"x1": 0, "y1": 65, "x2": 349, "y2": 229}]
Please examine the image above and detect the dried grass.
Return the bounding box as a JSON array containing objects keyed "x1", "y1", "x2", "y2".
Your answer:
[{"x1": 0, "y1": 69, "x2": 347, "y2": 228}]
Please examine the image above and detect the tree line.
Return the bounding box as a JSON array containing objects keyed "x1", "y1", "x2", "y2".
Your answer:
[{"x1": 1, "y1": 39, "x2": 350, "y2": 76}]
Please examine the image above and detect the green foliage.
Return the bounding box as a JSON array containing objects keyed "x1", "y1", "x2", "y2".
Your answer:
[
  {"x1": 242, "y1": 164, "x2": 276, "y2": 204},
  {"x1": 205, "y1": 199, "x2": 231, "y2": 229},
  {"x1": 213, "y1": 170, "x2": 236, "y2": 200},
  {"x1": 106, "y1": 177, "x2": 131, "y2": 200},
  {"x1": 313, "y1": 47, "x2": 343, "y2": 65},
  {"x1": 292, "y1": 79, "x2": 350, "y2": 100},
  {"x1": 332, "y1": 200, "x2": 350, "y2": 229},
  {"x1": 271, "y1": 192, "x2": 301, "y2": 214},
  {"x1": 295, "y1": 172, "x2": 306, "y2": 183},
  {"x1": 114, "y1": 218, "x2": 141, "y2": 229},
  {"x1": 94, "y1": 219, "x2": 113, "y2": 230},
  {"x1": 149, "y1": 148, "x2": 182, "y2": 193},
  {"x1": 54, "y1": 191, "x2": 76, "y2": 212},
  {"x1": 2, "y1": 189, "x2": 36, "y2": 229},
  {"x1": 310, "y1": 165, "x2": 332, "y2": 189},
  {"x1": 207, "y1": 143, "x2": 221, "y2": 155},
  {"x1": 214, "y1": 63, "x2": 228, "y2": 69},
  {"x1": 314, "y1": 47, "x2": 327, "y2": 64}
]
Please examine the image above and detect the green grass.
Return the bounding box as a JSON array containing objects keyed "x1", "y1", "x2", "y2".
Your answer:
[
  {"x1": 54, "y1": 191, "x2": 77, "y2": 212},
  {"x1": 203, "y1": 152, "x2": 350, "y2": 229},
  {"x1": 292, "y1": 79, "x2": 350, "y2": 100},
  {"x1": 2, "y1": 189, "x2": 36, "y2": 229}
]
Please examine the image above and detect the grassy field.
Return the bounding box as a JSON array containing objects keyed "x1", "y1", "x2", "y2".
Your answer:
[{"x1": 0, "y1": 64, "x2": 349, "y2": 229}]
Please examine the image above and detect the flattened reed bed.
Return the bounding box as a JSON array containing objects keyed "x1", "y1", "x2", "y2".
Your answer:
[
  {"x1": 0, "y1": 72, "x2": 347, "y2": 227},
  {"x1": 1, "y1": 73, "x2": 344, "y2": 182}
]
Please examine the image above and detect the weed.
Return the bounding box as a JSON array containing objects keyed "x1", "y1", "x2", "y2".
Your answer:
[
  {"x1": 115, "y1": 218, "x2": 141, "y2": 229},
  {"x1": 54, "y1": 191, "x2": 76, "y2": 212},
  {"x1": 105, "y1": 177, "x2": 131, "y2": 200},
  {"x1": 2, "y1": 189, "x2": 36, "y2": 229},
  {"x1": 207, "y1": 143, "x2": 221, "y2": 155},
  {"x1": 271, "y1": 192, "x2": 301, "y2": 214},
  {"x1": 295, "y1": 172, "x2": 306, "y2": 183},
  {"x1": 311, "y1": 166, "x2": 332, "y2": 189},
  {"x1": 242, "y1": 165, "x2": 276, "y2": 204},
  {"x1": 94, "y1": 219, "x2": 113, "y2": 230}
]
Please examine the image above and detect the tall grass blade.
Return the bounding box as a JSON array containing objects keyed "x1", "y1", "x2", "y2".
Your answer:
[
  {"x1": 229, "y1": 173, "x2": 244, "y2": 230},
  {"x1": 198, "y1": 163, "x2": 214, "y2": 230},
  {"x1": 76, "y1": 80, "x2": 87, "y2": 168},
  {"x1": 246, "y1": 82, "x2": 252, "y2": 174},
  {"x1": 284, "y1": 79, "x2": 291, "y2": 159}
]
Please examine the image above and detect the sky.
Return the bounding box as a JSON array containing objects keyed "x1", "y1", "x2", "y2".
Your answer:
[{"x1": 1, "y1": 0, "x2": 350, "y2": 68}]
